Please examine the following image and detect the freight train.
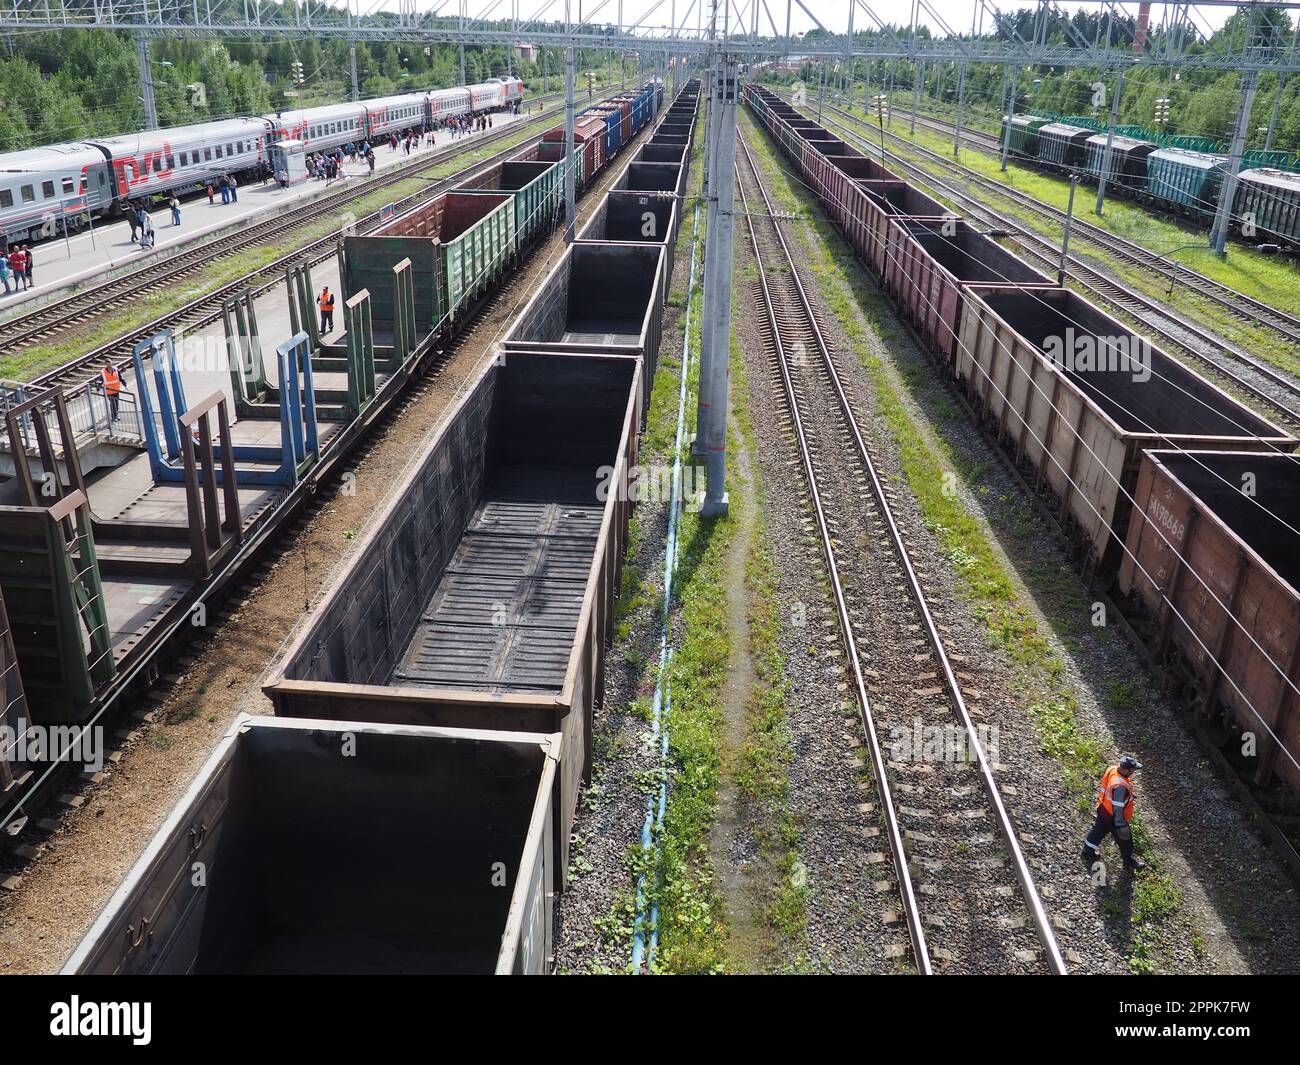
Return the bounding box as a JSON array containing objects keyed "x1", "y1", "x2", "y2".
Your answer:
[
  {"x1": 746, "y1": 86, "x2": 1300, "y2": 819},
  {"x1": 0, "y1": 77, "x2": 697, "y2": 974},
  {"x1": 0, "y1": 77, "x2": 524, "y2": 245},
  {"x1": 1001, "y1": 113, "x2": 1300, "y2": 248}
]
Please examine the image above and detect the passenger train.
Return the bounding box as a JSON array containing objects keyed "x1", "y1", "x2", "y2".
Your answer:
[{"x1": 0, "y1": 77, "x2": 524, "y2": 244}]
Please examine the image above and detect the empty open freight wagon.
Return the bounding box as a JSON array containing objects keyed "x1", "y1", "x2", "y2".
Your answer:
[
  {"x1": 340, "y1": 189, "x2": 516, "y2": 340},
  {"x1": 577, "y1": 188, "x2": 681, "y2": 279},
  {"x1": 883, "y1": 218, "x2": 1057, "y2": 361},
  {"x1": 1119, "y1": 450, "x2": 1300, "y2": 793},
  {"x1": 855, "y1": 179, "x2": 953, "y2": 274},
  {"x1": 500, "y1": 241, "x2": 667, "y2": 413},
  {"x1": 639, "y1": 141, "x2": 686, "y2": 165},
  {"x1": 452, "y1": 149, "x2": 565, "y2": 249},
  {"x1": 264, "y1": 352, "x2": 642, "y2": 886},
  {"x1": 64, "y1": 716, "x2": 561, "y2": 974},
  {"x1": 610, "y1": 159, "x2": 685, "y2": 201},
  {"x1": 956, "y1": 287, "x2": 1296, "y2": 568}
]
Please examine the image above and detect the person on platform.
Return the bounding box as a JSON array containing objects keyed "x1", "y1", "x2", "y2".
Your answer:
[
  {"x1": 317, "y1": 286, "x2": 335, "y2": 335},
  {"x1": 101, "y1": 360, "x2": 123, "y2": 423}
]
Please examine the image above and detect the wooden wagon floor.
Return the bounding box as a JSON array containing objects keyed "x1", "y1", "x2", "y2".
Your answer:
[{"x1": 392, "y1": 462, "x2": 602, "y2": 696}]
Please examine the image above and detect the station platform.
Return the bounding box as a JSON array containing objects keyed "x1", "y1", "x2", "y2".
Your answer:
[{"x1": 0, "y1": 109, "x2": 530, "y2": 317}]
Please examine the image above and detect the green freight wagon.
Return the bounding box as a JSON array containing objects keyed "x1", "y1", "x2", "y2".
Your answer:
[
  {"x1": 341, "y1": 189, "x2": 517, "y2": 341},
  {"x1": 1001, "y1": 114, "x2": 1050, "y2": 158},
  {"x1": 1145, "y1": 148, "x2": 1227, "y2": 221},
  {"x1": 455, "y1": 151, "x2": 566, "y2": 252}
]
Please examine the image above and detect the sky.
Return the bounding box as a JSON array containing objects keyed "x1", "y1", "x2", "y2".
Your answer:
[{"x1": 467, "y1": 0, "x2": 1240, "y2": 38}]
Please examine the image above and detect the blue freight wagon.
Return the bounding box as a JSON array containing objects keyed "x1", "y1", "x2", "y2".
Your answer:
[{"x1": 1145, "y1": 148, "x2": 1226, "y2": 220}]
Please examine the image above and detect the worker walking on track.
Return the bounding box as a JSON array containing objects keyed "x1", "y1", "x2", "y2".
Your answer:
[
  {"x1": 317, "y1": 286, "x2": 335, "y2": 335},
  {"x1": 1081, "y1": 756, "x2": 1145, "y2": 871},
  {"x1": 101, "y1": 360, "x2": 122, "y2": 423}
]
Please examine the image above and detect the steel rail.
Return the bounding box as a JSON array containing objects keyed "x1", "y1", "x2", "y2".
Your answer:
[
  {"x1": 738, "y1": 125, "x2": 1068, "y2": 975},
  {"x1": 3, "y1": 88, "x2": 602, "y2": 380},
  {"x1": 793, "y1": 96, "x2": 1300, "y2": 426}
]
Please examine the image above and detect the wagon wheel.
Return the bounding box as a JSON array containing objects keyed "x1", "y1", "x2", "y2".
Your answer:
[{"x1": 1201, "y1": 707, "x2": 1234, "y2": 750}]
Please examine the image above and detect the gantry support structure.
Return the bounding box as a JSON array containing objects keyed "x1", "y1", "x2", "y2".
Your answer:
[{"x1": 3, "y1": 1, "x2": 1300, "y2": 73}]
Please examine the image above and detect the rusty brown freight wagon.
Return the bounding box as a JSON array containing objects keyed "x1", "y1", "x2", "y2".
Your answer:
[
  {"x1": 804, "y1": 147, "x2": 899, "y2": 236},
  {"x1": 264, "y1": 353, "x2": 642, "y2": 886},
  {"x1": 956, "y1": 287, "x2": 1296, "y2": 567},
  {"x1": 64, "y1": 716, "x2": 562, "y2": 974},
  {"x1": 856, "y1": 180, "x2": 952, "y2": 274},
  {"x1": 883, "y1": 218, "x2": 1058, "y2": 362},
  {"x1": 1119, "y1": 450, "x2": 1300, "y2": 792}
]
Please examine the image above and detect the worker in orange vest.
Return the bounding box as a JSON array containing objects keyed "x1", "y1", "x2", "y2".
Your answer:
[
  {"x1": 1081, "y1": 756, "x2": 1145, "y2": 871},
  {"x1": 101, "y1": 360, "x2": 122, "y2": 422},
  {"x1": 317, "y1": 286, "x2": 336, "y2": 335}
]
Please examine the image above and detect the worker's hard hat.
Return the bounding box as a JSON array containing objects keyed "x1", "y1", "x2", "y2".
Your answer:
[{"x1": 1119, "y1": 755, "x2": 1143, "y2": 772}]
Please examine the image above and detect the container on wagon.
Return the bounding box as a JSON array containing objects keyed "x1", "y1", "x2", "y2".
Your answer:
[
  {"x1": 64, "y1": 715, "x2": 563, "y2": 974},
  {"x1": 264, "y1": 352, "x2": 643, "y2": 887}
]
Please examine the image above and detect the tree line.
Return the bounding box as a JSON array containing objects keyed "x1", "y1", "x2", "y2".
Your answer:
[
  {"x1": 786, "y1": 7, "x2": 1300, "y2": 151},
  {"x1": 0, "y1": 30, "x2": 634, "y2": 151}
]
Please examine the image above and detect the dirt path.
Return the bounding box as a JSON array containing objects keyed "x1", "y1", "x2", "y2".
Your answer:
[{"x1": 707, "y1": 412, "x2": 776, "y2": 972}]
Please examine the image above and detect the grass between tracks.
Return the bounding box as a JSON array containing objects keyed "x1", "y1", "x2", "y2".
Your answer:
[
  {"x1": 592, "y1": 103, "x2": 805, "y2": 973},
  {"x1": 806, "y1": 100, "x2": 1300, "y2": 379},
  {"x1": 2, "y1": 111, "x2": 577, "y2": 383},
  {"x1": 743, "y1": 109, "x2": 1195, "y2": 973}
]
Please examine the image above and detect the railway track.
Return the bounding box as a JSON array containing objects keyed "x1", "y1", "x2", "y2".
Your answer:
[
  {"x1": 0, "y1": 106, "x2": 661, "y2": 869},
  {"x1": 1, "y1": 89, "x2": 590, "y2": 383},
  {"x1": 798, "y1": 97, "x2": 1300, "y2": 427},
  {"x1": 854, "y1": 96, "x2": 1300, "y2": 346},
  {"x1": 736, "y1": 125, "x2": 1067, "y2": 975}
]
